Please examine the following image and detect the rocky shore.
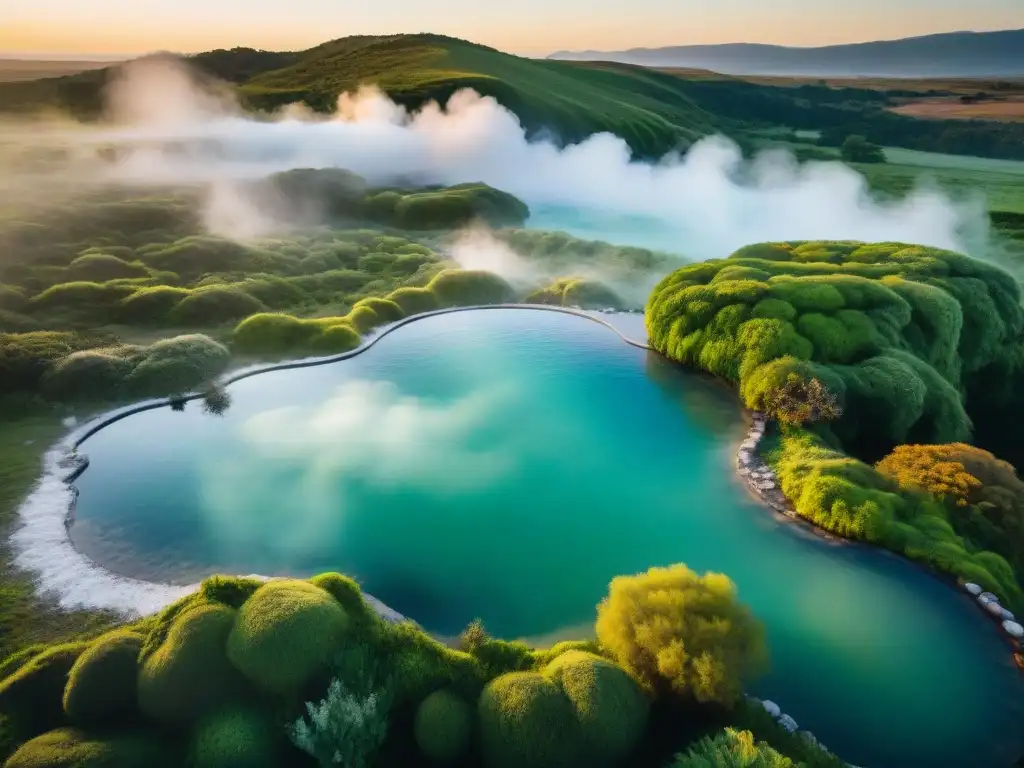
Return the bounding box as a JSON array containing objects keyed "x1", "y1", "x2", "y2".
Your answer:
[{"x1": 735, "y1": 411, "x2": 793, "y2": 517}]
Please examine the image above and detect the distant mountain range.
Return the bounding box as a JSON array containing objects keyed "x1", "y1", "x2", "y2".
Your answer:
[{"x1": 549, "y1": 29, "x2": 1024, "y2": 78}]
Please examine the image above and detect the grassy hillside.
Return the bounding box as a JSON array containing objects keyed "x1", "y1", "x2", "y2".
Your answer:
[{"x1": 3, "y1": 33, "x2": 1024, "y2": 162}]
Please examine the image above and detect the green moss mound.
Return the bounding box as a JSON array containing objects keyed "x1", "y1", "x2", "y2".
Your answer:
[
  {"x1": 232, "y1": 312, "x2": 316, "y2": 354},
  {"x1": 0, "y1": 644, "x2": 88, "y2": 740},
  {"x1": 427, "y1": 270, "x2": 515, "y2": 308},
  {"x1": 5, "y1": 728, "x2": 170, "y2": 768},
  {"x1": 478, "y1": 672, "x2": 579, "y2": 768},
  {"x1": 168, "y1": 287, "x2": 267, "y2": 326},
  {"x1": 42, "y1": 348, "x2": 138, "y2": 400},
  {"x1": 646, "y1": 241, "x2": 1024, "y2": 456},
  {"x1": 543, "y1": 651, "x2": 648, "y2": 765},
  {"x1": 68, "y1": 254, "x2": 147, "y2": 281},
  {"x1": 414, "y1": 689, "x2": 472, "y2": 765},
  {"x1": 62, "y1": 630, "x2": 142, "y2": 728},
  {"x1": 118, "y1": 286, "x2": 189, "y2": 324},
  {"x1": 344, "y1": 304, "x2": 381, "y2": 334},
  {"x1": 353, "y1": 297, "x2": 404, "y2": 324},
  {"x1": 124, "y1": 334, "x2": 230, "y2": 396},
  {"x1": 137, "y1": 603, "x2": 245, "y2": 727},
  {"x1": 387, "y1": 286, "x2": 439, "y2": 316},
  {"x1": 307, "y1": 322, "x2": 361, "y2": 354},
  {"x1": 226, "y1": 580, "x2": 349, "y2": 696},
  {"x1": 187, "y1": 709, "x2": 277, "y2": 768},
  {"x1": 308, "y1": 572, "x2": 372, "y2": 624},
  {"x1": 528, "y1": 278, "x2": 624, "y2": 310}
]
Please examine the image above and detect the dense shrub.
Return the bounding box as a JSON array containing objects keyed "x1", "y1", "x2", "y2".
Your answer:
[
  {"x1": 427, "y1": 270, "x2": 515, "y2": 307},
  {"x1": 137, "y1": 236, "x2": 271, "y2": 279},
  {"x1": 528, "y1": 278, "x2": 624, "y2": 309},
  {"x1": 414, "y1": 689, "x2": 472, "y2": 765},
  {"x1": 478, "y1": 672, "x2": 578, "y2": 768},
  {"x1": 226, "y1": 580, "x2": 349, "y2": 696},
  {"x1": 5, "y1": 728, "x2": 171, "y2": 768},
  {"x1": 62, "y1": 630, "x2": 142, "y2": 728},
  {"x1": 0, "y1": 332, "x2": 93, "y2": 395},
  {"x1": 42, "y1": 347, "x2": 138, "y2": 400},
  {"x1": 233, "y1": 312, "x2": 316, "y2": 354},
  {"x1": 353, "y1": 297, "x2": 404, "y2": 324},
  {"x1": 768, "y1": 428, "x2": 1022, "y2": 609},
  {"x1": 344, "y1": 305, "x2": 381, "y2": 334},
  {"x1": 0, "y1": 285, "x2": 28, "y2": 311},
  {"x1": 198, "y1": 576, "x2": 265, "y2": 609},
  {"x1": 545, "y1": 651, "x2": 648, "y2": 765},
  {"x1": 168, "y1": 286, "x2": 267, "y2": 326},
  {"x1": 387, "y1": 286, "x2": 439, "y2": 316},
  {"x1": 877, "y1": 443, "x2": 1024, "y2": 578},
  {"x1": 124, "y1": 334, "x2": 230, "y2": 396},
  {"x1": 670, "y1": 728, "x2": 797, "y2": 768},
  {"x1": 68, "y1": 253, "x2": 148, "y2": 281},
  {"x1": 0, "y1": 644, "x2": 88, "y2": 740},
  {"x1": 118, "y1": 286, "x2": 190, "y2": 323},
  {"x1": 308, "y1": 322, "x2": 362, "y2": 354},
  {"x1": 386, "y1": 184, "x2": 529, "y2": 230},
  {"x1": 646, "y1": 241, "x2": 1024, "y2": 458},
  {"x1": 28, "y1": 281, "x2": 133, "y2": 322},
  {"x1": 138, "y1": 604, "x2": 245, "y2": 727},
  {"x1": 237, "y1": 276, "x2": 310, "y2": 309},
  {"x1": 595, "y1": 564, "x2": 767, "y2": 705},
  {"x1": 188, "y1": 709, "x2": 277, "y2": 768}
]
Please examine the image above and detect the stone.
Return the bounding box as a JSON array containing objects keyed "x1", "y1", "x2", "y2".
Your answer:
[
  {"x1": 761, "y1": 700, "x2": 781, "y2": 718},
  {"x1": 985, "y1": 601, "x2": 1005, "y2": 618},
  {"x1": 1003, "y1": 621, "x2": 1024, "y2": 638},
  {"x1": 1002, "y1": 608, "x2": 1015, "y2": 622},
  {"x1": 979, "y1": 592, "x2": 999, "y2": 605},
  {"x1": 800, "y1": 732, "x2": 819, "y2": 747},
  {"x1": 778, "y1": 714, "x2": 798, "y2": 733},
  {"x1": 964, "y1": 583, "x2": 982, "y2": 595}
]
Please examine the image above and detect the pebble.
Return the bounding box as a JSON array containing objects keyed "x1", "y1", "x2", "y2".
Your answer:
[
  {"x1": 761, "y1": 700, "x2": 781, "y2": 718},
  {"x1": 1004, "y1": 620, "x2": 1024, "y2": 638},
  {"x1": 979, "y1": 592, "x2": 999, "y2": 604},
  {"x1": 985, "y1": 601, "x2": 1005, "y2": 618},
  {"x1": 964, "y1": 583, "x2": 983, "y2": 596},
  {"x1": 778, "y1": 714, "x2": 798, "y2": 733}
]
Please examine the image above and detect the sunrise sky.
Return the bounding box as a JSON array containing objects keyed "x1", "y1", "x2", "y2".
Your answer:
[{"x1": 2, "y1": 0, "x2": 1022, "y2": 59}]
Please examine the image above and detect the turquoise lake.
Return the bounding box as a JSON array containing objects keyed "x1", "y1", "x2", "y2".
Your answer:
[{"x1": 71, "y1": 308, "x2": 1022, "y2": 767}]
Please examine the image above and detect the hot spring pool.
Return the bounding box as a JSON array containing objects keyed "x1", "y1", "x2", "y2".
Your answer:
[{"x1": 69, "y1": 309, "x2": 1021, "y2": 767}]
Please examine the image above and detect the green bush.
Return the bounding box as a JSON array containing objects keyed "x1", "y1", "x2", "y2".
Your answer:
[
  {"x1": 543, "y1": 651, "x2": 648, "y2": 765},
  {"x1": 187, "y1": 709, "x2": 277, "y2": 768},
  {"x1": 124, "y1": 334, "x2": 230, "y2": 396},
  {"x1": 388, "y1": 184, "x2": 529, "y2": 230},
  {"x1": 5, "y1": 728, "x2": 171, "y2": 768},
  {"x1": 0, "y1": 644, "x2": 88, "y2": 740},
  {"x1": 288, "y1": 677, "x2": 389, "y2": 768},
  {"x1": 0, "y1": 331, "x2": 92, "y2": 396},
  {"x1": 414, "y1": 689, "x2": 472, "y2": 765},
  {"x1": 669, "y1": 728, "x2": 797, "y2": 768},
  {"x1": 308, "y1": 573, "x2": 372, "y2": 624},
  {"x1": 137, "y1": 236, "x2": 269, "y2": 280},
  {"x1": 233, "y1": 312, "x2": 316, "y2": 354},
  {"x1": 138, "y1": 603, "x2": 245, "y2": 727},
  {"x1": 595, "y1": 564, "x2": 767, "y2": 705},
  {"x1": 353, "y1": 297, "x2": 404, "y2": 324},
  {"x1": 42, "y1": 346, "x2": 140, "y2": 400},
  {"x1": 198, "y1": 576, "x2": 264, "y2": 609},
  {"x1": 308, "y1": 323, "x2": 362, "y2": 354},
  {"x1": 387, "y1": 286, "x2": 439, "y2": 316},
  {"x1": 68, "y1": 253, "x2": 148, "y2": 281},
  {"x1": 28, "y1": 281, "x2": 133, "y2": 321},
  {"x1": 62, "y1": 631, "x2": 142, "y2": 728},
  {"x1": 226, "y1": 580, "x2": 349, "y2": 696},
  {"x1": 427, "y1": 270, "x2": 515, "y2": 308},
  {"x1": 344, "y1": 305, "x2": 381, "y2": 334},
  {"x1": 168, "y1": 287, "x2": 267, "y2": 326},
  {"x1": 478, "y1": 672, "x2": 579, "y2": 768},
  {"x1": 118, "y1": 286, "x2": 189, "y2": 323}
]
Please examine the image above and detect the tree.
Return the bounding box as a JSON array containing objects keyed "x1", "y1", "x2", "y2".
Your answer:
[
  {"x1": 764, "y1": 374, "x2": 841, "y2": 426},
  {"x1": 840, "y1": 135, "x2": 886, "y2": 164},
  {"x1": 595, "y1": 564, "x2": 767, "y2": 706}
]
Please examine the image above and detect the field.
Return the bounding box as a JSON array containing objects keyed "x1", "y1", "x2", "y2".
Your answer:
[
  {"x1": 0, "y1": 59, "x2": 113, "y2": 83},
  {"x1": 889, "y1": 98, "x2": 1024, "y2": 122}
]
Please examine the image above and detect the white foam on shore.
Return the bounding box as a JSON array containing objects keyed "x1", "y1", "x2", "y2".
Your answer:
[{"x1": 10, "y1": 443, "x2": 197, "y2": 618}]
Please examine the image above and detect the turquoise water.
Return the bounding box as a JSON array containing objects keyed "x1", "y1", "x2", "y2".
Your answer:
[{"x1": 71, "y1": 309, "x2": 1022, "y2": 767}]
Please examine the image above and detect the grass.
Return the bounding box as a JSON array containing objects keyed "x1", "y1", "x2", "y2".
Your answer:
[{"x1": 0, "y1": 414, "x2": 116, "y2": 662}]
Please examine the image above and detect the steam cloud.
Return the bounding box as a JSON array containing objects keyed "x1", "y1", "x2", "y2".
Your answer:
[{"x1": 3, "y1": 56, "x2": 991, "y2": 263}]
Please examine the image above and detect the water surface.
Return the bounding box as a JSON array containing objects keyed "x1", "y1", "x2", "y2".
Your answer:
[{"x1": 72, "y1": 309, "x2": 1022, "y2": 768}]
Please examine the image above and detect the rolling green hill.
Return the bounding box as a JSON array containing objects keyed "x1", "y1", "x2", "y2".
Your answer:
[{"x1": 1, "y1": 33, "x2": 1023, "y2": 162}]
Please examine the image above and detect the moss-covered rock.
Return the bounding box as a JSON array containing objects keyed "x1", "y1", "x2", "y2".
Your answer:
[
  {"x1": 353, "y1": 297, "x2": 404, "y2": 324},
  {"x1": 344, "y1": 305, "x2": 381, "y2": 334},
  {"x1": 226, "y1": 580, "x2": 349, "y2": 696},
  {"x1": 168, "y1": 287, "x2": 267, "y2": 326},
  {"x1": 308, "y1": 322, "x2": 361, "y2": 354},
  {"x1": 527, "y1": 278, "x2": 624, "y2": 310},
  {"x1": 387, "y1": 286, "x2": 439, "y2": 316},
  {"x1": 62, "y1": 630, "x2": 142, "y2": 728},
  {"x1": 5, "y1": 728, "x2": 171, "y2": 768},
  {"x1": 187, "y1": 709, "x2": 278, "y2": 768},
  {"x1": 138, "y1": 603, "x2": 245, "y2": 727},
  {"x1": 414, "y1": 689, "x2": 473, "y2": 764}
]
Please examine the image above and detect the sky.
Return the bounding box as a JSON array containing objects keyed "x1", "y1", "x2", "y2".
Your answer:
[{"x1": 2, "y1": 0, "x2": 1022, "y2": 59}]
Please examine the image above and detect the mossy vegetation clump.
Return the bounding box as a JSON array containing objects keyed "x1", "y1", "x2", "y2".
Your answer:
[
  {"x1": 0, "y1": 644, "x2": 88, "y2": 740},
  {"x1": 426, "y1": 269, "x2": 515, "y2": 308},
  {"x1": 413, "y1": 689, "x2": 473, "y2": 765},
  {"x1": 226, "y1": 580, "x2": 349, "y2": 696},
  {"x1": 527, "y1": 278, "x2": 625, "y2": 310},
  {"x1": 137, "y1": 603, "x2": 245, "y2": 727},
  {"x1": 387, "y1": 286, "x2": 439, "y2": 316},
  {"x1": 187, "y1": 709, "x2": 278, "y2": 768},
  {"x1": 4, "y1": 728, "x2": 171, "y2": 768},
  {"x1": 646, "y1": 241, "x2": 1024, "y2": 456},
  {"x1": 62, "y1": 630, "x2": 142, "y2": 728}
]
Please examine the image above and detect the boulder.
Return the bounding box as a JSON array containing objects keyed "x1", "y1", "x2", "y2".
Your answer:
[
  {"x1": 778, "y1": 714, "x2": 798, "y2": 733},
  {"x1": 761, "y1": 700, "x2": 781, "y2": 718},
  {"x1": 979, "y1": 592, "x2": 999, "y2": 604},
  {"x1": 964, "y1": 583, "x2": 982, "y2": 596},
  {"x1": 1002, "y1": 608, "x2": 1015, "y2": 622},
  {"x1": 985, "y1": 602, "x2": 1005, "y2": 618},
  {"x1": 1003, "y1": 621, "x2": 1024, "y2": 638}
]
